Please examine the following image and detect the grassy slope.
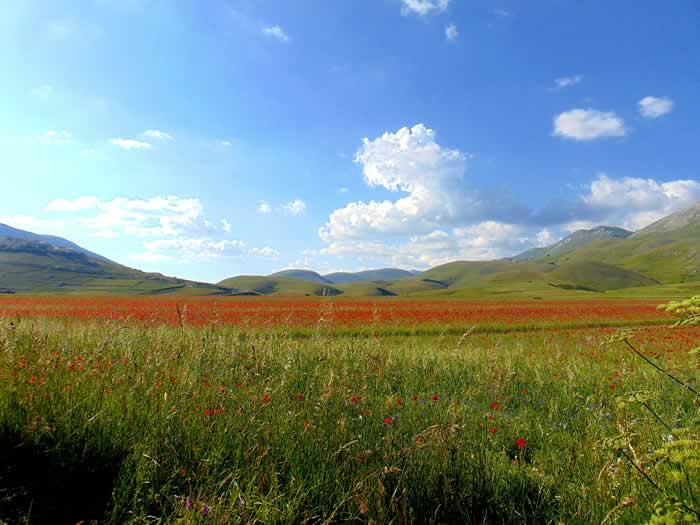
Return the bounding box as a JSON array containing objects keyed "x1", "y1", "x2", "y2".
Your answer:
[
  {"x1": 217, "y1": 275, "x2": 343, "y2": 296},
  {"x1": 0, "y1": 245, "x2": 229, "y2": 296},
  {"x1": 551, "y1": 226, "x2": 700, "y2": 283}
]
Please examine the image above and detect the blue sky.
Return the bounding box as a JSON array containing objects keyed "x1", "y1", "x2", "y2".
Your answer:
[{"x1": 1, "y1": 0, "x2": 699, "y2": 283}]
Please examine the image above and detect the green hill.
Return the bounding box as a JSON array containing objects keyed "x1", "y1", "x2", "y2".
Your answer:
[
  {"x1": 325, "y1": 268, "x2": 418, "y2": 284},
  {"x1": 0, "y1": 237, "x2": 229, "y2": 295},
  {"x1": 269, "y1": 269, "x2": 333, "y2": 284},
  {"x1": 217, "y1": 275, "x2": 343, "y2": 296}
]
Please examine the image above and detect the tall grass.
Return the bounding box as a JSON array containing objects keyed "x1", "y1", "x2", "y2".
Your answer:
[{"x1": 0, "y1": 319, "x2": 697, "y2": 523}]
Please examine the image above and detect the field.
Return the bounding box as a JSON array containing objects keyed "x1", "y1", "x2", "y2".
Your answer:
[{"x1": 1, "y1": 297, "x2": 698, "y2": 524}]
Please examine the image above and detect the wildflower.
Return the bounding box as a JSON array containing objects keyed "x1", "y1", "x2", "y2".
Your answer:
[
  {"x1": 262, "y1": 393, "x2": 271, "y2": 404},
  {"x1": 28, "y1": 376, "x2": 38, "y2": 385},
  {"x1": 516, "y1": 438, "x2": 527, "y2": 450},
  {"x1": 350, "y1": 395, "x2": 361, "y2": 403},
  {"x1": 202, "y1": 504, "x2": 209, "y2": 516},
  {"x1": 490, "y1": 401, "x2": 500, "y2": 410},
  {"x1": 489, "y1": 426, "x2": 497, "y2": 434},
  {"x1": 383, "y1": 416, "x2": 394, "y2": 425},
  {"x1": 412, "y1": 395, "x2": 418, "y2": 401},
  {"x1": 432, "y1": 394, "x2": 439, "y2": 401},
  {"x1": 185, "y1": 498, "x2": 193, "y2": 510}
]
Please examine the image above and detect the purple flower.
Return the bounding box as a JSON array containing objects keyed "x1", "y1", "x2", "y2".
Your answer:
[
  {"x1": 202, "y1": 505, "x2": 210, "y2": 516},
  {"x1": 185, "y1": 498, "x2": 193, "y2": 510}
]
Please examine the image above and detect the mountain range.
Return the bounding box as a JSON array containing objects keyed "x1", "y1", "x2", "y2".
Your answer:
[{"x1": 2, "y1": 202, "x2": 700, "y2": 297}]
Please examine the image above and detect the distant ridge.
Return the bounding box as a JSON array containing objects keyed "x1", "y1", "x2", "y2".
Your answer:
[
  {"x1": 0, "y1": 223, "x2": 110, "y2": 262},
  {"x1": 324, "y1": 268, "x2": 418, "y2": 284},
  {"x1": 269, "y1": 269, "x2": 333, "y2": 284},
  {"x1": 512, "y1": 226, "x2": 633, "y2": 262},
  {"x1": 632, "y1": 202, "x2": 700, "y2": 237}
]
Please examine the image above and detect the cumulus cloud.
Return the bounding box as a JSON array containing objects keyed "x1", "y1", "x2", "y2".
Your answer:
[
  {"x1": 400, "y1": 0, "x2": 449, "y2": 16},
  {"x1": 45, "y1": 196, "x2": 225, "y2": 239},
  {"x1": 111, "y1": 138, "x2": 152, "y2": 150},
  {"x1": 250, "y1": 246, "x2": 279, "y2": 257},
  {"x1": 553, "y1": 75, "x2": 582, "y2": 89},
  {"x1": 639, "y1": 96, "x2": 673, "y2": 119},
  {"x1": 47, "y1": 196, "x2": 100, "y2": 212},
  {"x1": 257, "y1": 201, "x2": 272, "y2": 214},
  {"x1": 580, "y1": 174, "x2": 700, "y2": 230},
  {"x1": 139, "y1": 239, "x2": 246, "y2": 260},
  {"x1": 262, "y1": 25, "x2": 289, "y2": 42},
  {"x1": 553, "y1": 109, "x2": 626, "y2": 141},
  {"x1": 320, "y1": 124, "x2": 476, "y2": 242},
  {"x1": 445, "y1": 24, "x2": 458, "y2": 41},
  {"x1": 284, "y1": 199, "x2": 306, "y2": 216},
  {"x1": 142, "y1": 129, "x2": 173, "y2": 141}
]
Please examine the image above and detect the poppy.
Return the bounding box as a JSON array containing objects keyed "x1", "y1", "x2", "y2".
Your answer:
[
  {"x1": 350, "y1": 396, "x2": 361, "y2": 403},
  {"x1": 490, "y1": 402, "x2": 500, "y2": 410},
  {"x1": 432, "y1": 394, "x2": 439, "y2": 401},
  {"x1": 489, "y1": 426, "x2": 497, "y2": 434},
  {"x1": 262, "y1": 394, "x2": 271, "y2": 404},
  {"x1": 516, "y1": 438, "x2": 527, "y2": 450},
  {"x1": 383, "y1": 417, "x2": 394, "y2": 425}
]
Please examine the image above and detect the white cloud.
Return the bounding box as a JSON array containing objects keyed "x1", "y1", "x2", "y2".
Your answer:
[
  {"x1": 338, "y1": 187, "x2": 350, "y2": 194},
  {"x1": 284, "y1": 199, "x2": 306, "y2": 216},
  {"x1": 262, "y1": 25, "x2": 289, "y2": 42},
  {"x1": 553, "y1": 109, "x2": 626, "y2": 141},
  {"x1": 0, "y1": 215, "x2": 68, "y2": 232},
  {"x1": 140, "y1": 239, "x2": 246, "y2": 260},
  {"x1": 46, "y1": 196, "x2": 226, "y2": 239},
  {"x1": 445, "y1": 24, "x2": 458, "y2": 42},
  {"x1": 639, "y1": 96, "x2": 673, "y2": 119},
  {"x1": 320, "y1": 124, "x2": 470, "y2": 242},
  {"x1": 142, "y1": 129, "x2": 173, "y2": 141},
  {"x1": 43, "y1": 130, "x2": 73, "y2": 145},
  {"x1": 553, "y1": 75, "x2": 582, "y2": 89},
  {"x1": 250, "y1": 246, "x2": 279, "y2": 257},
  {"x1": 580, "y1": 174, "x2": 700, "y2": 230},
  {"x1": 111, "y1": 138, "x2": 152, "y2": 150},
  {"x1": 257, "y1": 201, "x2": 272, "y2": 214},
  {"x1": 47, "y1": 196, "x2": 100, "y2": 212},
  {"x1": 400, "y1": 0, "x2": 449, "y2": 16}
]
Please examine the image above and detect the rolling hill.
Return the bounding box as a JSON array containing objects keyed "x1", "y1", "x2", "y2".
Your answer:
[
  {"x1": 512, "y1": 226, "x2": 633, "y2": 262},
  {"x1": 0, "y1": 237, "x2": 230, "y2": 295},
  {"x1": 269, "y1": 269, "x2": 333, "y2": 284},
  {"x1": 324, "y1": 268, "x2": 419, "y2": 284},
  {"x1": 217, "y1": 275, "x2": 343, "y2": 296},
  {"x1": 0, "y1": 223, "x2": 111, "y2": 262}
]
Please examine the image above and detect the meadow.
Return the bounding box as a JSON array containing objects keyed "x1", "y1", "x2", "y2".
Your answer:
[{"x1": 0, "y1": 297, "x2": 698, "y2": 524}]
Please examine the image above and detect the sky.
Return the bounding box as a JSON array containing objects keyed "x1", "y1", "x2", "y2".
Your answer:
[{"x1": 1, "y1": 0, "x2": 699, "y2": 283}]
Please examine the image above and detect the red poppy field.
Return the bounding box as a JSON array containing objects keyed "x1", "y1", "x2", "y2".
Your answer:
[
  {"x1": 0, "y1": 295, "x2": 675, "y2": 332},
  {"x1": 0, "y1": 297, "x2": 698, "y2": 524}
]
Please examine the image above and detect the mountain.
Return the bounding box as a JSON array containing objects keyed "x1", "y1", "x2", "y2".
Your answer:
[
  {"x1": 324, "y1": 268, "x2": 418, "y2": 284},
  {"x1": 269, "y1": 269, "x2": 333, "y2": 284},
  {"x1": 217, "y1": 275, "x2": 342, "y2": 296},
  {"x1": 0, "y1": 237, "x2": 230, "y2": 295},
  {"x1": 0, "y1": 223, "x2": 110, "y2": 262},
  {"x1": 512, "y1": 226, "x2": 633, "y2": 262},
  {"x1": 632, "y1": 202, "x2": 700, "y2": 237}
]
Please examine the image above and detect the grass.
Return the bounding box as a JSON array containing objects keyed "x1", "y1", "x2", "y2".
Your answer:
[{"x1": 0, "y1": 307, "x2": 698, "y2": 524}]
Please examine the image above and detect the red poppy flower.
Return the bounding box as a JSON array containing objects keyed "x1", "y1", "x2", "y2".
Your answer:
[
  {"x1": 350, "y1": 396, "x2": 361, "y2": 403},
  {"x1": 490, "y1": 402, "x2": 500, "y2": 410},
  {"x1": 412, "y1": 395, "x2": 418, "y2": 401},
  {"x1": 262, "y1": 394, "x2": 271, "y2": 404},
  {"x1": 383, "y1": 417, "x2": 394, "y2": 425},
  {"x1": 432, "y1": 394, "x2": 439, "y2": 401},
  {"x1": 516, "y1": 438, "x2": 527, "y2": 450},
  {"x1": 489, "y1": 426, "x2": 497, "y2": 434}
]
